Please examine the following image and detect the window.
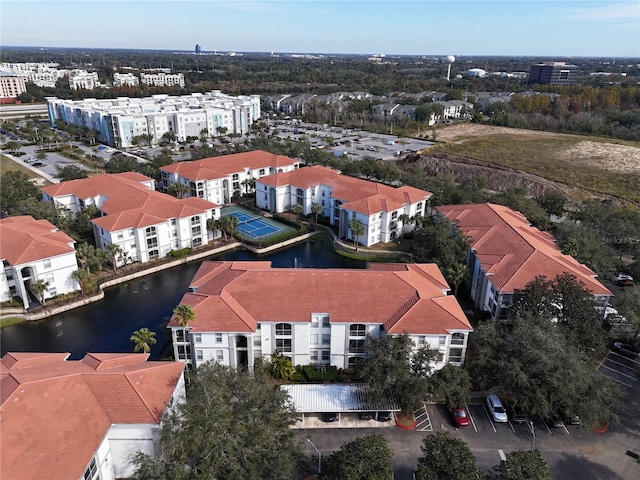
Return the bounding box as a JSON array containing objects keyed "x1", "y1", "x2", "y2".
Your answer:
[
  {"x1": 130, "y1": 241, "x2": 136, "y2": 249},
  {"x1": 417, "y1": 335, "x2": 426, "y2": 345},
  {"x1": 322, "y1": 334, "x2": 331, "y2": 345},
  {"x1": 194, "y1": 333, "x2": 202, "y2": 343},
  {"x1": 253, "y1": 336, "x2": 261, "y2": 346},
  {"x1": 276, "y1": 338, "x2": 292, "y2": 352},
  {"x1": 148, "y1": 249, "x2": 159, "y2": 260},
  {"x1": 310, "y1": 334, "x2": 318, "y2": 345},
  {"x1": 310, "y1": 318, "x2": 318, "y2": 328},
  {"x1": 438, "y1": 336, "x2": 446, "y2": 346},
  {"x1": 348, "y1": 339, "x2": 365, "y2": 354},
  {"x1": 177, "y1": 345, "x2": 192, "y2": 360},
  {"x1": 310, "y1": 351, "x2": 319, "y2": 361},
  {"x1": 215, "y1": 333, "x2": 222, "y2": 343},
  {"x1": 322, "y1": 316, "x2": 330, "y2": 327},
  {"x1": 275, "y1": 323, "x2": 292, "y2": 336},
  {"x1": 216, "y1": 350, "x2": 224, "y2": 361},
  {"x1": 196, "y1": 349, "x2": 203, "y2": 361},
  {"x1": 170, "y1": 218, "x2": 177, "y2": 226},
  {"x1": 451, "y1": 333, "x2": 465, "y2": 345},
  {"x1": 83, "y1": 458, "x2": 98, "y2": 480},
  {"x1": 146, "y1": 226, "x2": 157, "y2": 237},
  {"x1": 391, "y1": 211, "x2": 398, "y2": 220},
  {"x1": 232, "y1": 173, "x2": 239, "y2": 181},
  {"x1": 147, "y1": 237, "x2": 158, "y2": 249},
  {"x1": 449, "y1": 348, "x2": 463, "y2": 363},
  {"x1": 259, "y1": 168, "x2": 265, "y2": 176},
  {"x1": 192, "y1": 237, "x2": 202, "y2": 248},
  {"x1": 190, "y1": 216, "x2": 200, "y2": 226},
  {"x1": 416, "y1": 202, "x2": 423, "y2": 211},
  {"x1": 349, "y1": 324, "x2": 366, "y2": 337},
  {"x1": 117, "y1": 232, "x2": 124, "y2": 240},
  {"x1": 43, "y1": 259, "x2": 51, "y2": 269},
  {"x1": 45, "y1": 273, "x2": 54, "y2": 283},
  {"x1": 192, "y1": 225, "x2": 202, "y2": 236},
  {"x1": 321, "y1": 350, "x2": 330, "y2": 361}
]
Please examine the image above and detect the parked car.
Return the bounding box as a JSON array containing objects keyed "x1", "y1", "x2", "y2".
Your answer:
[
  {"x1": 377, "y1": 411, "x2": 392, "y2": 422},
  {"x1": 358, "y1": 412, "x2": 375, "y2": 421},
  {"x1": 565, "y1": 415, "x2": 580, "y2": 426},
  {"x1": 451, "y1": 407, "x2": 470, "y2": 427},
  {"x1": 613, "y1": 273, "x2": 634, "y2": 287},
  {"x1": 508, "y1": 405, "x2": 527, "y2": 424},
  {"x1": 613, "y1": 342, "x2": 640, "y2": 358},
  {"x1": 486, "y1": 395, "x2": 508, "y2": 423},
  {"x1": 321, "y1": 413, "x2": 338, "y2": 422},
  {"x1": 23, "y1": 157, "x2": 36, "y2": 163},
  {"x1": 31, "y1": 162, "x2": 45, "y2": 167},
  {"x1": 547, "y1": 415, "x2": 565, "y2": 428}
]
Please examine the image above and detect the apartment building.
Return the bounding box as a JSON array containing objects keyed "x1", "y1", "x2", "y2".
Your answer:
[
  {"x1": 68, "y1": 70, "x2": 100, "y2": 90},
  {"x1": 113, "y1": 72, "x2": 140, "y2": 87},
  {"x1": 46, "y1": 90, "x2": 261, "y2": 148},
  {"x1": 0, "y1": 62, "x2": 65, "y2": 88},
  {"x1": 160, "y1": 150, "x2": 300, "y2": 203},
  {"x1": 1, "y1": 352, "x2": 185, "y2": 480},
  {"x1": 437, "y1": 203, "x2": 612, "y2": 320},
  {"x1": 0, "y1": 71, "x2": 26, "y2": 100},
  {"x1": 41, "y1": 173, "x2": 221, "y2": 265},
  {"x1": 168, "y1": 261, "x2": 473, "y2": 370},
  {"x1": 140, "y1": 72, "x2": 185, "y2": 87},
  {"x1": 256, "y1": 165, "x2": 431, "y2": 247},
  {"x1": 0, "y1": 216, "x2": 80, "y2": 308}
]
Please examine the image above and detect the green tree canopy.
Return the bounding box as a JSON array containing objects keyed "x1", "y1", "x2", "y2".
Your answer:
[
  {"x1": 105, "y1": 154, "x2": 140, "y2": 173},
  {"x1": 0, "y1": 171, "x2": 42, "y2": 215},
  {"x1": 130, "y1": 328, "x2": 157, "y2": 353},
  {"x1": 348, "y1": 218, "x2": 365, "y2": 250},
  {"x1": 490, "y1": 449, "x2": 551, "y2": 480},
  {"x1": 320, "y1": 434, "x2": 393, "y2": 480},
  {"x1": 429, "y1": 364, "x2": 472, "y2": 409},
  {"x1": 131, "y1": 361, "x2": 302, "y2": 480},
  {"x1": 411, "y1": 216, "x2": 471, "y2": 273},
  {"x1": 55, "y1": 165, "x2": 89, "y2": 181},
  {"x1": 415, "y1": 432, "x2": 484, "y2": 480}
]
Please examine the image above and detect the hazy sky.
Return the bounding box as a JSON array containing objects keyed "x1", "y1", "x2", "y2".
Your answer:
[{"x1": 2, "y1": 1, "x2": 639, "y2": 57}]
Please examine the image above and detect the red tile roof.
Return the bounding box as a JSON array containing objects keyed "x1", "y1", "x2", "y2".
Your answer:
[
  {"x1": 160, "y1": 150, "x2": 299, "y2": 180},
  {"x1": 41, "y1": 173, "x2": 219, "y2": 232},
  {"x1": 0, "y1": 352, "x2": 184, "y2": 480},
  {"x1": 169, "y1": 261, "x2": 471, "y2": 335},
  {"x1": 437, "y1": 203, "x2": 611, "y2": 295},
  {"x1": 258, "y1": 165, "x2": 431, "y2": 215},
  {"x1": 0, "y1": 216, "x2": 76, "y2": 265}
]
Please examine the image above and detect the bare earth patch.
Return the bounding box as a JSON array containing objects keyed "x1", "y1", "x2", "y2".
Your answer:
[{"x1": 436, "y1": 124, "x2": 640, "y2": 174}]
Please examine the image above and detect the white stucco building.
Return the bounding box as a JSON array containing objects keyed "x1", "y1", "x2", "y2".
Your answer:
[
  {"x1": 0, "y1": 352, "x2": 185, "y2": 480},
  {"x1": 46, "y1": 90, "x2": 261, "y2": 148},
  {"x1": 256, "y1": 165, "x2": 432, "y2": 247},
  {"x1": 113, "y1": 72, "x2": 140, "y2": 87},
  {"x1": 168, "y1": 261, "x2": 473, "y2": 371},
  {"x1": 160, "y1": 150, "x2": 300, "y2": 203},
  {"x1": 140, "y1": 72, "x2": 185, "y2": 87},
  {"x1": 41, "y1": 172, "x2": 221, "y2": 266},
  {"x1": 0, "y1": 216, "x2": 80, "y2": 308},
  {"x1": 68, "y1": 70, "x2": 100, "y2": 90}
]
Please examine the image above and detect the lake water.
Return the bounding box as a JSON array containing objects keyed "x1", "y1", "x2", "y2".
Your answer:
[{"x1": 0, "y1": 240, "x2": 366, "y2": 359}]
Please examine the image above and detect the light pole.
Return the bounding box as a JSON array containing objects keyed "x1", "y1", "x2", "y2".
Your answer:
[
  {"x1": 307, "y1": 437, "x2": 321, "y2": 474},
  {"x1": 528, "y1": 421, "x2": 536, "y2": 450}
]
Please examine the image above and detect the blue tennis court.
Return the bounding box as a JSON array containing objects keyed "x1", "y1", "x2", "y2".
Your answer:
[{"x1": 224, "y1": 211, "x2": 283, "y2": 239}]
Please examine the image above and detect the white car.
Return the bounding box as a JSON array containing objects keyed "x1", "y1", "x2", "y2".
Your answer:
[{"x1": 486, "y1": 395, "x2": 508, "y2": 423}]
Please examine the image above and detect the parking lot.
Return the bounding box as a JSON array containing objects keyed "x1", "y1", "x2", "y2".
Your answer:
[{"x1": 599, "y1": 349, "x2": 639, "y2": 389}]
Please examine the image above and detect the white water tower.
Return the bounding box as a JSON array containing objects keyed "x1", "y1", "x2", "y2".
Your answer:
[{"x1": 444, "y1": 55, "x2": 456, "y2": 81}]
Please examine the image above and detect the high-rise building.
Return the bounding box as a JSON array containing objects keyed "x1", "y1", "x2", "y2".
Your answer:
[
  {"x1": 528, "y1": 62, "x2": 578, "y2": 86},
  {"x1": 195, "y1": 44, "x2": 201, "y2": 54},
  {"x1": 0, "y1": 71, "x2": 26, "y2": 100}
]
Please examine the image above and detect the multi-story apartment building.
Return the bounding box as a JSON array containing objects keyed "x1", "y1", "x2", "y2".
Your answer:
[
  {"x1": 528, "y1": 62, "x2": 578, "y2": 85},
  {"x1": 1, "y1": 352, "x2": 185, "y2": 480},
  {"x1": 113, "y1": 72, "x2": 140, "y2": 87},
  {"x1": 0, "y1": 71, "x2": 26, "y2": 101},
  {"x1": 41, "y1": 173, "x2": 221, "y2": 265},
  {"x1": 0, "y1": 216, "x2": 80, "y2": 308},
  {"x1": 160, "y1": 150, "x2": 301, "y2": 203},
  {"x1": 0, "y1": 62, "x2": 65, "y2": 88},
  {"x1": 68, "y1": 70, "x2": 100, "y2": 90},
  {"x1": 437, "y1": 203, "x2": 612, "y2": 320},
  {"x1": 140, "y1": 72, "x2": 185, "y2": 87},
  {"x1": 46, "y1": 90, "x2": 261, "y2": 148},
  {"x1": 256, "y1": 165, "x2": 431, "y2": 247},
  {"x1": 168, "y1": 261, "x2": 473, "y2": 370}
]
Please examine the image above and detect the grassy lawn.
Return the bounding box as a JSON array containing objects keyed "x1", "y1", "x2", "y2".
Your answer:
[
  {"x1": 0, "y1": 154, "x2": 53, "y2": 185},
  {"x1": 0, "y1": 317, "x2": 25, "y2": 328},
  {"x1": 437, "y1": 133, "x2": 640, "y2": 204}
]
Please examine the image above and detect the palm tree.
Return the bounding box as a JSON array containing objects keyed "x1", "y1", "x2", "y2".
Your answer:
[
  {"x1": 290, "y1": 203, "x2": 304, "y2": 225},
  {"x1": 173, "y1": 304, "x2": 196, "y2": 353},
  {"x1": 130, "y1": 328, "x2": 157, "y2": 353},
  {"x1": 168, "y1": 182, "x2": 190, "y2": 199},
  {"x1": 105, "y1": 243, "x2": 124, "y2": 272},
  {"x1": 220, "y1": 215, "x2": 239, "y2": 241},
  {"x1": 397, "y1": 213, "x2": 412, "y2": 238},
  {"x1": 269, "y1": 351, "x2": 295, "y2": 379},
  {"x1": 348, "y1": 218, "x2": 365, "y2": 251},
  {"x1": 310, "y1": 202, "x2": 323, "y2": 224},
  {"x1": 444, "y1": 262, "x2": 468, "y2": 296},
  {"x1": 31, "y1": 279, "x2": 50, "y2": 305},
  {"x1": 206, "y1": 217, "x2": 221, "y2": 242},
  {"x1": 71, "y1": 268, "x2": 91, "y2": 294}
]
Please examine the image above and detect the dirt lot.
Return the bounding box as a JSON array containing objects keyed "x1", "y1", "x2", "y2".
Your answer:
[{"x1": 415, "y1": 124, "x2": 640, "y2": 204}]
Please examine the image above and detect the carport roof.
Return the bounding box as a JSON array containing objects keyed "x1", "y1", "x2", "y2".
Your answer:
[{"x1": 281, "y1": 384, "x2": 400, "y2": 413}]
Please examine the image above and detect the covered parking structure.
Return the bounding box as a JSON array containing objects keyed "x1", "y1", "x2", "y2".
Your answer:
[{"x1": 281, "y1": 383, "x2": 400, "y2": 429}]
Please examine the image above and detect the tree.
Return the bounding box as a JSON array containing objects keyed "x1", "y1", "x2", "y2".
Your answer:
[
  {"x1": 310, "y1": 202, "x2": 323, "y2": 224},
  {"x1": 76, "y1": 242, "x2": 108, "y2": 273},
  {"x1": 358, "y1": 334, "x2": 441, "y2": 411},
  {"x1": 71, "y1": 268, "x2": 92, "y2": 295},
  {"x1": 269, "y1": 351, "x2": 295, "y2": 379},
  {"x1": 219, "y1": 214, "x2": 239, "y2": 241},
  {"x1": 105, "y1": 243, "x2": 125, "y2": 272},
  {"x1": 105, "y1": 154, "x2": 140, "y2": 173},
  {"x1": 491, "y1": 449, "x2": 550, "y2": 480},
  {"x1": 490, "y1": 188, "x2": 551, "y2": 230},
  {"x1": 31, "y1": 278, "x2": 50, "y2": 305},
  {"x1": 320, "y1": 434, "x2": 393, "y2": 480},
  {"x1": 5, "y1": 140, "x2": 21, "y2": 154},
  {"x1": 0, "y1": 171, "x2": 41, "y2": 215},
  {"x1": 348, "y1": 218, "x2": 365, "y2": 250},
  {"x1": 55, "y1": 165, "x2": 89, "y2": 181},
  {"x1": 615, "y1": 287, "x2": 640, "y2": 341},
  {"x1": 444, "y1": 262, "x2": 467, "y2": 296},
  {"x1": 206, "y1": 217, "x2": 221, "y2": 242},
  {"x1": 429, "y1": 364, "x2": 472, "y2": 409},
  {"x1": 131, "y1": 361, "x2": 302, "y2": 479},
  {"x1": 290, "y1": 202, "x2": 304, "y2": 225},
  {"x1": 167, "y1": 182, "x2": 190, "y2": 199},
  {"x1": 130, "y1": 328, "x2": 157, "y2": 353},
  {"x1": 536, "y1": 190, "x2": 566, "y2": 218},
  {"x1": 411, "y1": 217, "x2": 471, "y2": 271},
  {"x1": 173, "y1": 303, "x2": 196, "y2": 328},
  {"x1": 35, "y1": 150, "x2": 47, "y2": 162},
  {"x1": 415, "y1": 432, "x2": 484, "y2": 480}
]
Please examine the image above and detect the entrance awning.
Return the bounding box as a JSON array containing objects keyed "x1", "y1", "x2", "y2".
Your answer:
[{"x1": 281, "y1": 383, "x2": 400, "y2": 413}]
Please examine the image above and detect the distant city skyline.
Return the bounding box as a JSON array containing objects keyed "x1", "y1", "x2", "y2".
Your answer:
[{"x1": 1, "y1": 1, "x2": 639, "y2": 58}]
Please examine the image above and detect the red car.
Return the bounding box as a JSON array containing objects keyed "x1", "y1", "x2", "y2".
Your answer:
[{"x1": 451, "y1": 407, "x2": 470, "y2": 427}]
